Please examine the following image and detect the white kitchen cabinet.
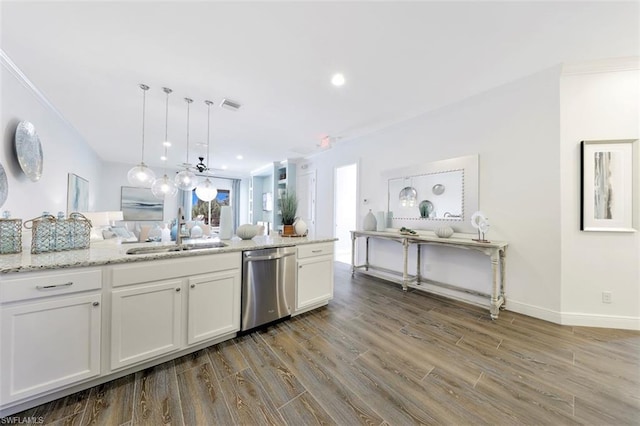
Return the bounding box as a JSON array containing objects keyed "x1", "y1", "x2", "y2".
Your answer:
[
  {"x1": 110, "y1": 279, "x2": 182, "y2": 370},
  {"x1": 0, "y1": 269, "x2": 102, "y2": 404},
  {"x1": 187, "y1": 270, "x2": 240, "y2": 345},
  {"x1": 295, "y1": 242, "x2": 334, "y2": 315},
  {"x1": 109, "y1": 252, "x2": 241, "y2": 370}
]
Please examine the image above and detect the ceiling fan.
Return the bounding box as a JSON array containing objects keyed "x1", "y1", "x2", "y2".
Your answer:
[{"x1": 194, "y1": 156, "x2": 209, "y2": 173}]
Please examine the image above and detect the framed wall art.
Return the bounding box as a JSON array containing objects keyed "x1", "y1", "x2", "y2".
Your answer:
[
  {"x1": 121, "y1": 186, "x2": 163, "y2": 221},
  {"x1": 580, "y1": 139, "x2": 637, "y2": 232},
  {"x1": 67, "y1": 173, "x2": 89, "y2": 213}
]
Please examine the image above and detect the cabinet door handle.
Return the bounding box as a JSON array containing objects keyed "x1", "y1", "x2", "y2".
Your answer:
[
  {"x1": 92, "y1": 301, "x2": 100, "y2": 307},
  {"x1": 190, "y1": 284, "x2": 196, "y2": 288},
  {"x1": 36, "y1": 281, "x2": 73, "y2": 290},
  {"x1": 312, "y1": 250, "x2": 322, "y2": 253},
  {"x1": 176, "y1": 288, "x2": 181, "y2": 292},
  {"x1": 299, "y1": 265, "x2": 303, "y2": 269}
]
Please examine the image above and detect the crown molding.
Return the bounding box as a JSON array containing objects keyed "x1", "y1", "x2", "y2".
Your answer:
[
  {"x1": 1, "y1": 49, "x2": 82, "y2": 138},
  {"x1": 562, "y1": 56, "x2": 640, "y2": 76}
]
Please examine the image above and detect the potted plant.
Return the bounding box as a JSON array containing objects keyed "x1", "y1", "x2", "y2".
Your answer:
[{"x1": 280, "y1": 190, "x2": 298, "y2": 236}]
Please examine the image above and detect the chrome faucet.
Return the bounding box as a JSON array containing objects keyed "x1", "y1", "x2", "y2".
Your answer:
[{"x1": 176, "y1": 207, "x2": 188, "y2": 245}]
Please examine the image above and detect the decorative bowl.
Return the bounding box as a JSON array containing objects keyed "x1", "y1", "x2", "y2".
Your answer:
[{"x1": 434, "y1": 226, "x2": 454, "y2": 238}]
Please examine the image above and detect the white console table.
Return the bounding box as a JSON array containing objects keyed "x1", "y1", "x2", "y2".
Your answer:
[{"x1": 350, "y1": 230, "x2": 508, "y2": 319}]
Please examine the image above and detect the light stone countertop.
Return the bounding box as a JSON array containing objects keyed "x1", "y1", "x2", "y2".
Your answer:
[{"x1": 0, "y1": 235, "x2": 337, "y2": 274}]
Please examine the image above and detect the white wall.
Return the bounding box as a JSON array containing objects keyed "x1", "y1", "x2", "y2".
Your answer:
[
  {"x1": 1, "y1": 54, "x2": 103, "y2": 248},
  {"x1": 301, "y1": 66, "x2": 564, "y2": 318},
  {"x1": 560, "y1": 61, "x2": 640, "y2": 329}
]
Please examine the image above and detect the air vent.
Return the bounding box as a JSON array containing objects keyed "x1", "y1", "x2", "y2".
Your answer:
[{"x1": 220, "y1": 98, "x2": 241, "y2": 111}]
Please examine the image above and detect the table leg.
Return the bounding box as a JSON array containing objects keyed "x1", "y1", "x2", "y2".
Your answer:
[
  {"x1": 416, "y1": 244, "x2": 421, "y2": 285},
  {"x1": 499, "y1": 247, "x2": 507, "y2": 309},
  {"x1": 351, "y1": 232, "x2": 356, "y2": 277},
  {"x1": 402, "y1": 238, "x2": 409, "y2": 291},
  {"x1": 490, "y1": 249, "x2": 500, "y2": 319},
  {"x1": 365, "y1": 237, "x2": 370, "y2": 271}
]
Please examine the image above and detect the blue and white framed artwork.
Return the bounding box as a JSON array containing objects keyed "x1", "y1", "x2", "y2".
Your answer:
[
  {"x1": 67, "y1": 173, "x2": 89, "y2": 214},
  {"x1": 121, "y1": 186, "x2": 163, "y2": 221}
]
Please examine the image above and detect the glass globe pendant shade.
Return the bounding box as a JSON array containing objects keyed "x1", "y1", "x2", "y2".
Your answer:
[
  {"x1": 175, "y1": 169, "x2": 199, "y2": 191},
  {"x1": 399, "y1": 186, "x2": 418, "y2": 207},
  {"x1": 151, "y1": 174, "x2": 178, "y2": 199},
  {"x1": 195, "y1": 178, "x2": 218, "y2": 202},
  {"x1": 127, "y1": 162, "x2": 156, "y2": 187}
]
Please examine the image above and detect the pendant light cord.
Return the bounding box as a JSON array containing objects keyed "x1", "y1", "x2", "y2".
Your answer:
[
  {"x1": 205, "y1": 100, "x2": 213, "y2": 165},
  {"x1": 185, "y1": 98, "x2": 193, "y2": 164},
  {"x1": 139, "y1": 84, "x2": 149, "y2": 163},
  {"x1": 162, "y1": 87, "x2": 172, "y2": 175}
]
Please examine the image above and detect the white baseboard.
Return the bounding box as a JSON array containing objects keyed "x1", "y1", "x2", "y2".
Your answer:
[
  {"x1": 506, "y1": 300, "x2": 563, "y2": 324},
  {"x1": 559, "y1": 312, "x2": 640, "y2": 331},
  {"x1": 506, "y1": 300, "x2": 640, "y2": 330}
]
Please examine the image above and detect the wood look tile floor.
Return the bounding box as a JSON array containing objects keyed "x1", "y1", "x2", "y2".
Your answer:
[{"x1": 6, "y1": 262, "x2": 640, "y2": 425}]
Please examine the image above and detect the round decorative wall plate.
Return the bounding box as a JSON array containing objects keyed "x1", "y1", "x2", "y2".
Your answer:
[
  {"x1": 432, "y1": 183, "x2": 445, "y2": 195},
  {"x1": 14, "y1": 121, "x2": 43, "y2": 182}
]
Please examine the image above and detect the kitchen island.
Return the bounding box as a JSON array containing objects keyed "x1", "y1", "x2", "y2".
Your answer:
[{"x1": 0, "y1": 236, "x2": 336, "y2": 417}]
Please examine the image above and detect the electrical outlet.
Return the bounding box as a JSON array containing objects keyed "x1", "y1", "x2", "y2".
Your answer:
[{"x1": 602, "y1": 291, "x2": 612, "y2": 304}]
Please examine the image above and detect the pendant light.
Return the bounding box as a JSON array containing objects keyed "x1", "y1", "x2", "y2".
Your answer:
[
  {"x1": 174, "y1": 97, "x2": 199, "y2": 191},
  {"x1": 151, "y1": 87, "x2": 178, "y2": 199},
  {"x1": 399, "y1": 177, "x2": 417, "y2": 207},
  {"x1": 195, "y1": 100, "x2": 218, "y2": 202},
  {"x1": 127, "y1": 84, "x2": 156, "y2": 186}
]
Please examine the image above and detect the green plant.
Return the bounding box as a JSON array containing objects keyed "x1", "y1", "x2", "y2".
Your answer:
[{"x1": 280, "y1": 190, "x2": 298, "y2": 225}]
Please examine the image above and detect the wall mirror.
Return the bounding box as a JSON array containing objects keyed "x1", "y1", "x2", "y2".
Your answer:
[{"x1": 385, "y1": 155, "x2": 479, "y2": 233}]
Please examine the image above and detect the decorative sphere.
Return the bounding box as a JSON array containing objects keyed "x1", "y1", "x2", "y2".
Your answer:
[
  {"x1": 435, "y1": 226, "x2": 454, "y2": 238},
  {"x1": 294, "y1": 219, "x2": 308, "y2": 236},
  {"x1": 236, "y1": 224, "x2": 259, "y2": 240}
]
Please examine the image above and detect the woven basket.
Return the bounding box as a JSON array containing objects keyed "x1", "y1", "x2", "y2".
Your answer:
[
  {"x1": 24, "y1": 212, "x2": 92, "y2": 254},
  {"x1": 0, "y1": 218, "x2": 22, "y2": 254}
]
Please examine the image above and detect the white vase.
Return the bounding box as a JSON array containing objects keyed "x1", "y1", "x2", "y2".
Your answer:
[
  {"x1": 219, "y1": 206, "x2": 233, "y2": 239},
  {"x1": 363, "y1": 209, "x2": 377, "y2": 231},
  {"x1": 190, "y1": 222, "x2": 203, "y2": 238}
]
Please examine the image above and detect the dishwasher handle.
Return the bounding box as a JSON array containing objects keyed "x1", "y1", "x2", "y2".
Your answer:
[{"x1": 244, "y1": 251, "x2": 295, "y2": 262}]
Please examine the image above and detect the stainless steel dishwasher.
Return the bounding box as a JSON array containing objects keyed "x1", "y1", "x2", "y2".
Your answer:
[{"x1": 241, "y1": 246, "x2": 296, "y2": 332}]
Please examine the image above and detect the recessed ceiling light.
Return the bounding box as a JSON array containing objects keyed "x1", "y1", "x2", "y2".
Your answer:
[
  {"x1": 163, "y1": 141, "x2": 171, "y2": 147},
  {"x1": 160, "y1": 155, "x2": 167, "y2": 161},
  {"x1": 331, "y1": 73, "x2": 345, "y2": 86},
  {"x1": 221, "y1": 165, "x2": 228, "y2": 170},
  {"x1": 236, "y1": 155, "x2": 243, "y2": 160}
]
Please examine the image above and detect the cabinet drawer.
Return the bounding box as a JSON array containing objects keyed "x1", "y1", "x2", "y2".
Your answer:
[
  {"x1": 0, "y1": 268, "x2": 102, "y2": 304},
  {"x1": 111, "y1": 252, "x2": 241, "y2": 288},
  {"x1": 297, "y1": 242, "x2": 334, "y2": 259}
]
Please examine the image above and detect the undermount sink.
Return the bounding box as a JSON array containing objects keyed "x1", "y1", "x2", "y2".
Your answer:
[{"x1": 126, "y1": 242, "x2": 227, "y2": 255}]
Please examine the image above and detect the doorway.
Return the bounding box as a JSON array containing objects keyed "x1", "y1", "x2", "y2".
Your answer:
[{"x1": 334, "y1": 163, "x2": 358, "y2": 264}]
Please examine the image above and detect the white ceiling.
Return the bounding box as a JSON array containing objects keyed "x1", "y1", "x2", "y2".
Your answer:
[{"x1": 1, "y1": 1, "x2": 638, "y2": 177}]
